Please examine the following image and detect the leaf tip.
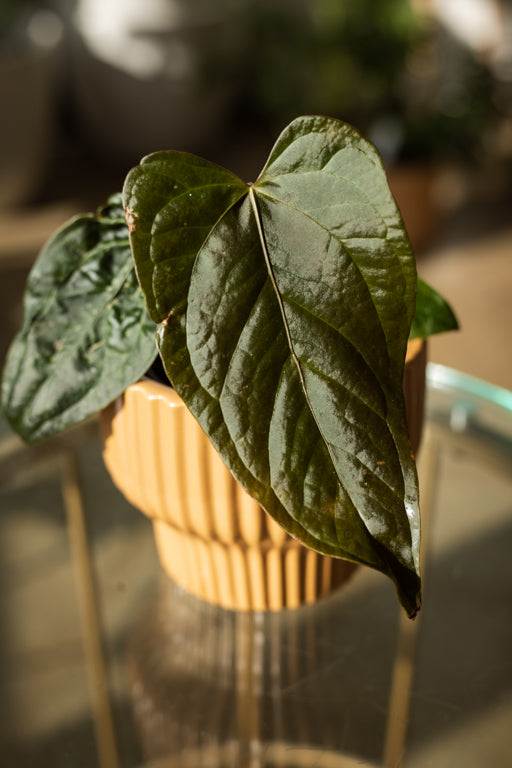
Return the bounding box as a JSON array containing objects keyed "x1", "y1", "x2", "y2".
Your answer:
[
  {"x1": 408, "y1": 598, "x2": 422, "y2": 620},
  {"x1": 398, "y1": 575, "x2": 422, "y2": 619}
]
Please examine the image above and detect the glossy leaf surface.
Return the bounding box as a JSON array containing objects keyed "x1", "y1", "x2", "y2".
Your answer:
[
  {"x1": 1, "y1": 195, "x2": 157, "y2": 442},
  {"x1": 124, "y1": 116, "x2": 422, "y2": 615},
  {"x1": 410, "y1": 277, "x2": 459, "y2": 339}
]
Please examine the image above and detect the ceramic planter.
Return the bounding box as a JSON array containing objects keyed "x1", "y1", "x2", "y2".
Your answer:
[{"x1": 100, "y1": 339, "x2": 426, "y2": 612}]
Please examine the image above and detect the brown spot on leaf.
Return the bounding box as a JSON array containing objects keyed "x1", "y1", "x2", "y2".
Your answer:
[{"x1": 124, "y1": 206, "x2": 137, "y2": 233}]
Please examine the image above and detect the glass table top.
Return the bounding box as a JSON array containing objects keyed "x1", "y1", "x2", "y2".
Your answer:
[{"x1": 0, "y1": 364, "x2": 511, "y2": 767}]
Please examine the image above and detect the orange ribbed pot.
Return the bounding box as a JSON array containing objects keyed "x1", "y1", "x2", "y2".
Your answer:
[{"x1": 100, "y1": 339, "x2": 426, "y2": 612}]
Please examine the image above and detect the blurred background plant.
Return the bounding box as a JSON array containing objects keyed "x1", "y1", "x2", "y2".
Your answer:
[
  {"x1": 239, "y1": 0, "x2": 421, "y2": 152},
  {"x1": 239, "y1": 0, "x2": 503, "y2": 168},
  {"x1": 0, "y1": 0, "x2": 511, "y2": 244}
]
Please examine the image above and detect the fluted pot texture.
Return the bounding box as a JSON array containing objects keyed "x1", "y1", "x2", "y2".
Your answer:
[{"x1": 100, "y1": 339, "x2": 426, "y2": 612}]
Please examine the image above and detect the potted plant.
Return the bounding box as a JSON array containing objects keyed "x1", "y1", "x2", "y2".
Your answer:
[{"x1": 1, "y1": 115, "x2": 457, "y2": 619}]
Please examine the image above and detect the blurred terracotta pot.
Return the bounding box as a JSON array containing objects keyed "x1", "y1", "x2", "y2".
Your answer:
[
  {"x1": 387, "y1": 164, "x2": 439, "y2": 253},
  {"x1": 100, "y1": 339, "x2": 426, "y2": 612}
]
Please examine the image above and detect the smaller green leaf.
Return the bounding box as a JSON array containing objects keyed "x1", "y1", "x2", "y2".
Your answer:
[
  {"x1": 410, "y1": 277, "x2": 459, "y2": 339},
  {"x1": 1, "y1": 194, "x2": 157, "y2": 442}
]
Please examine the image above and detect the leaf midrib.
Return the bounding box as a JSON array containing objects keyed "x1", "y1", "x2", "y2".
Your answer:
[
  {"x1": 249, "y1": 184, "x2": 412, "y2": 553},
  {"x1": 255, "y1": 162, "x2": 413, "y2": 331},
  {"x1": 248, "y1": 186, "x2": 373, "y2": 537}
]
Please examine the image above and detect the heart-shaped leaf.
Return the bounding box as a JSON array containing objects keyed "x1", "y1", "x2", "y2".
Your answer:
[
  {"x1": 1, "y1": 195, "x2": 157, "y2": 442},
  {"x1": 125, "y1": 116, "x2": 421, "y2": 616}
]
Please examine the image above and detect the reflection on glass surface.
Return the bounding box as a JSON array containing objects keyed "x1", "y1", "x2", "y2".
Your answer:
[
  {"x1": 426, "y1": 363, "x2": 512, "y2": 473},
  {"x1": 0, "y1": 365, "x2": 511, "y2": 767}
]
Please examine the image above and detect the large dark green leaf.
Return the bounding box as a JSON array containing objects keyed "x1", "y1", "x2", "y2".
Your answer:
[
  {"x1": 1, "y1": 195, "x2": 157, "y2": 442},
  {"x1": 124, "y1": 116, "x2": 422, "y2": 616}
]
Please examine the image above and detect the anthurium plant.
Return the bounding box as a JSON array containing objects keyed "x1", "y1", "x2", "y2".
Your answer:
[{"x1": 1, "y1": 116, "x2": 457, "y2": 617}]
